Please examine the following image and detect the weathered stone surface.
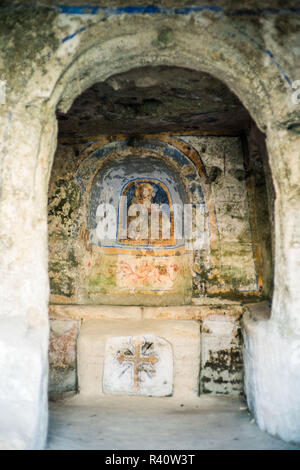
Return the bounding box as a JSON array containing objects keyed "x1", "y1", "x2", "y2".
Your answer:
[
  {"x1": 0, "y1": 319, "x2": 48, "y2": 450},
  {"x1": 49, "y1": 319, "x2": 80, "y2": 394},
  {"x1": 48, "y1": 134, "x2": 263, "y2": 304},
  {"x1": 143, "y1": 304, "x2": 243, "y2": 320},
  {"x1": 58, "y1": 66, "x2": 249, "y2": 137},
  {"x1": 77, "y1": 319, "x2": 200, "y2": 397},
  {"x1": 50, "y1": 304, "x2": 243, "y2": 397},
  {"x1": 243, "y1": 305, "x2": 300, "y2": 443},
  {"x1": 49, "y1": 304, "x2": 142, "y2": 321},
  {"x1": 103, "y1": 335, "x2": 173, "y2": 396},
  {"x1": 49, "y1": 302, "x2": 244, "y2": 321},
  {"x1": 0, "y1": 1, "x2": 299, "y2": 449},
  {"x1": 201, "y1": 315, "x2": 243, "y2": 395}
]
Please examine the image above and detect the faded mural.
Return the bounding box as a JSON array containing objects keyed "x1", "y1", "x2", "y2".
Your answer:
[
  {"x1": 48, "y1": 132, "x2": 270, "y2": 396},
  {"x1": 118, "y1": 180, "x2": 174, "y2": 246},
  {"x1": 48, "y1": 133, "x2": 264, "y2": 306}
]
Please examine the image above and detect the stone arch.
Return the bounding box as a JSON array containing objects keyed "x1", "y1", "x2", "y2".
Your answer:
[
  {"x1": 49, "y1": 17, "x2": 284, "y2": 129},
  {"x1": 1, "y1": 8, "x2": 299, "y2": 448},
  {"x1": 38, "y1": 17, "x2": 294, "y2": 326}
]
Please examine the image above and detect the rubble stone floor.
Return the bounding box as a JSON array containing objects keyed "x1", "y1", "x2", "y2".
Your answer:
[{"x1": 47, "y1": 395, "x2": 300, "y2": 450}]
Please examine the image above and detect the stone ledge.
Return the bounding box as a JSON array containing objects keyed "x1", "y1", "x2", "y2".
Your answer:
[
  {"x1": 49, "y1": 304, "x2": 142, "y2": 320},
  {"x1": 49, "y1": 302, "x2": 244, "y2": 321}
]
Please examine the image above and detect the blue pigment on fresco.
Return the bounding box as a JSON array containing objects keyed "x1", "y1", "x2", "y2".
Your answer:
[{"x1": 54, "y1": 4, "x2": 298, "y2": 86}]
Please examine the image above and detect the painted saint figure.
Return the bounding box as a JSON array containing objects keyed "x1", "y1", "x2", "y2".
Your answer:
[{"x1": 124, "y1": 181, "x2": 172, "y2": 244}]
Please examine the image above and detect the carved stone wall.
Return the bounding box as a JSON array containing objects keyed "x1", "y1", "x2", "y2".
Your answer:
[{"x1": 48, "y1": 133, "x2": 269, "y2": 304}]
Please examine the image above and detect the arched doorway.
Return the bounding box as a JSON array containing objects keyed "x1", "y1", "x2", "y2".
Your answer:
[
  {"x1": 48, "y1": 63, "x2": 273, "y2": 444},
  {"x1": 1, "y1": 5, "x2": 299, "y2": 448}
]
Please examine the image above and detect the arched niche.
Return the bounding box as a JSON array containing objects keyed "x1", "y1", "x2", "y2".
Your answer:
[
  {"x1": 2, "y1": 7, "x2": 299, "y2": 448},
  {"x1": 75, "y1": 140, "x2": 205, "y2": 306},
  {"x1": 48, "y1": 133, "x2": 263, "y2": 305}
]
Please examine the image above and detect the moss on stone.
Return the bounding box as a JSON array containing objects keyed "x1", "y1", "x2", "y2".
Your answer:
[{"x1": 0, "y1": 4, "x2": 59, "y2": 88}]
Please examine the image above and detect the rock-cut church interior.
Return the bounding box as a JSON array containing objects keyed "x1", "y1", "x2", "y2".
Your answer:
[{"x1": 0, "y1": 0, "x2": 300, "y2": 451}]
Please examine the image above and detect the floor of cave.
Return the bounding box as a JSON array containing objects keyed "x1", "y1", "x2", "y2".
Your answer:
[{"x1": 46, "y1": 395, "x2": 300, "y2": 450}]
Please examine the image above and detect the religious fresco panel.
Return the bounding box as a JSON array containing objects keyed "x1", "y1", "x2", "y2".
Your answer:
[{"x1": 103, "y1": 335, "x2": 173, "y2": 396}]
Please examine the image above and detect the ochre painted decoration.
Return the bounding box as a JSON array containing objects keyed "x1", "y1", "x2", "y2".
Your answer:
[{"x1": 116, "y1": 256, "x2": 179, "y2": 291}]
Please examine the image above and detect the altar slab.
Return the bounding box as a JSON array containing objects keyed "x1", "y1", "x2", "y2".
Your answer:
[{"x1": 77, "y1": 319, "x2": 201, "y2": 398}]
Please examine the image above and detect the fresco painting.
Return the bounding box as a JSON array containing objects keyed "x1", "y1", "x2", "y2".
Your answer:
[
  {"x1": 76, "y1": 148, "x2": 194, "y2": 304},
  {"x1": 116, "y1": 256, "x2": 179, "y2": 291},
  {"x1": 118, "y1": 179, "x2": 175, "y2": 246},
  {"x1": 80, "y1": 248, "x2": 192, "y2": 305}
]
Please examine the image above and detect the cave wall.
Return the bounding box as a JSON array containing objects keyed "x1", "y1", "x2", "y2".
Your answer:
[
  {"x1": 48, "y1": 132, "x2": 272, "y2": 304},
  {"x1": 244, "y1": 124, "x2": 275, "y2": 298},
  {"x1": 1, "y1": 1, "x2": 299, "y2": 448}
]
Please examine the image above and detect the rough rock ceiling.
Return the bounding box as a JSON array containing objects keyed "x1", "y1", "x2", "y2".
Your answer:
[{"x1": 57, "y1": 66, "x2": 251, "y2": 137}]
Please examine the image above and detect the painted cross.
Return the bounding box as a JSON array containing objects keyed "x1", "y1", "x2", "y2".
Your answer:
[{"x1": 117, "y1": 338, "x2": 159, "y2": 392}]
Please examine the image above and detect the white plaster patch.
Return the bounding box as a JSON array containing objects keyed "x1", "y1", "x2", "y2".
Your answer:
[
  {"x1": 243, "y1": 311, "x2": 300, "y2": 443},
  {"x1": 103, "y1": 335, "x2": 173, "y2": 396}
]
